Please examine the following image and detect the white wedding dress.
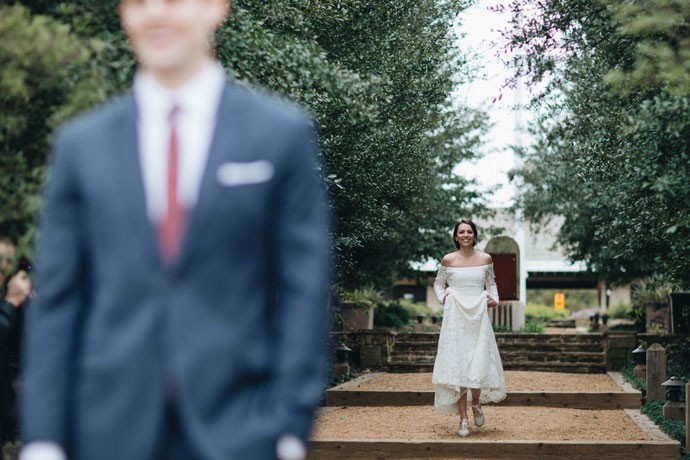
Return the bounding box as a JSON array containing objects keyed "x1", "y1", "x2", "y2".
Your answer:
[{"x1": 432, "y1": 264, "x2": 506, "y2": 413}]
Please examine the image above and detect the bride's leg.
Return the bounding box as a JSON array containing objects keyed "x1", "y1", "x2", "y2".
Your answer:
[
  {"x1": 457, "y1": 388, "x2": 468, "y2": 419},
  {"x1": 471, "y1": 388, "x2": 485, "y2": 427},
  {"x1": 471, "y1": 388, "x2": 481, "y2": 406},
  {"x1": 457, "y1": 388, "x2": 470, "y2": 436}
]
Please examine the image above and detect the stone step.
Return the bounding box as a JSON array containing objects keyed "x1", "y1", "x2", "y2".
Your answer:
[
  {"x1": 390, "y1": 351, "x2": 606, "y2": 364},
  {"x1": 386, "y1": 362, "x2": 608, "y2": 374},
  {"x1": 495, "y1": 336, "x2": 605, "y2": 346},
  {"x1": 392, "y1": 333, "x2": 606, "y2": 345},
  {"x1": 546, "y1": 319, "x2": 577, "y2": 328},
  {"x1": 392, "y1": 342, "x2": 604, "y2": 354},
  {"x1": 326, "y1": 372, "x2": 640, "y2": 409},
  {"x1": 309, "y1": 406, "x2": 680, "y2": 459},
  {"x1": 326, "y1": 390, "x2": 641, "y2": 409},
  {"x1": 501, "y1": 351, "x2": 606, "y2": 363},
  {"x1": 309, "y1": 439, "x2": 680, "y2": 459}
]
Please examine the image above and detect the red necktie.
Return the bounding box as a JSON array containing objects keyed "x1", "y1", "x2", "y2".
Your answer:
[{"x1": 159, "y1": 105, "x2": 186, "y2": 264}]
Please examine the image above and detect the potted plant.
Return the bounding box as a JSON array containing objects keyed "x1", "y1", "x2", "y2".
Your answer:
[
  {"x1": 632, "y1": 276, "x2": 678, "y2": 333},
  {"x1": 339, "y1": 287, "x2": 383, "y2": 331}
]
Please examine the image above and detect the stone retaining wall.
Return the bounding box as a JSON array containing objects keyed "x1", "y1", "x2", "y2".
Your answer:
[
  {"x1": 331, "y1": 330, "x2": 686, "y2": 373},
  {"x1": 603, "y1": 333, "x2": 686, "y2": 371}
]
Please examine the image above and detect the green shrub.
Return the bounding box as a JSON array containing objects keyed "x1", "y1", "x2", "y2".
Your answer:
[
  {"x1": 608, "y1": 302, "x2": 633, "y2": 319},
  {"x1": 623, "y1": 338, "x2": 690, "y2": 454},
  {"x1": 374, "y1": 301, "x2": 412, "y2": 328},
  {"x1": 493, "y1": 324, "x2": 510, "y2": 333},
  {"x1": 522, "y1": 319, "x2": 546, "y2": 333},
  {"x1": 341, "y1": 286, "x2": 384, "y2": 307},
  {"x1": 398, "y1": 299, "x2": 437, "y2": 318},
  {"x1": 609, "y1": 323, "x2": 636, "y2": 332},
  {"x1": 667, "y1": 337, "x2": 690, "y2": 381},
  {"x1": 525, "y1": 303, "x2": 570, "y2": 321}
]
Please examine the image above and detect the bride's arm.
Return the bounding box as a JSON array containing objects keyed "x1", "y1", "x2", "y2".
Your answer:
[
  {"x1": 433, "y1": 266, "x2": 449, "y2": 304},
  {"x1": 486, "y1": 264, "x2": 499, "y2": 308}
]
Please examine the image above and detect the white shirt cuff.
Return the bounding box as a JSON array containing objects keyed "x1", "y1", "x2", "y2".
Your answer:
[
  {"x1": 276, "y1": 434, "x2": 307, "y2": 460},
  {"x1": 20, "y1": 442, "x2": 66, "y2": 460}
]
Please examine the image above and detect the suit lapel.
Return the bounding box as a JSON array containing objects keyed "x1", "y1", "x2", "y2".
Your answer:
[
  {"x1": 113, "y1": 94, "x2": 163, "y2": 270},
  {"x1": 178, "y1": 83, "x2": 249, "y2": 267}
]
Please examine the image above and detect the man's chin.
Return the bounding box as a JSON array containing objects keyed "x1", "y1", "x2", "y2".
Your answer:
[{"x1": 140, "y1": 58, "x2": 190, "y2": 77}]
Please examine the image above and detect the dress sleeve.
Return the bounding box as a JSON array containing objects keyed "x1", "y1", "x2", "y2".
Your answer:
[
  {"x1": 486, "y1": 264, "x2": 499, "y2": 303},
  {"x1": 433, "y1": 266, "x2": 448, "y2": 304}
]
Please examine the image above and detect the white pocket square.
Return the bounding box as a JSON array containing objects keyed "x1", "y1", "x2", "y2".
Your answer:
[{"x1": 217, "y1": 160, "x2": 275, "y2": 187}]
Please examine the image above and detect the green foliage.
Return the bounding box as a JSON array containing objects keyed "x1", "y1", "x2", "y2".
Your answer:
[
  {"x1": 522, "y1": 319, "x2": 546, "y2": 333},
  {"x1": 341, "y1": 286, "x2": 384, "y2": 307},
  {"x1": 0, "y1": 4, "x2": 107, "y2": 254},
  {"x1": 623, "y1": 339, "x2": 690, "y2": 451},
  {"x1": 4, "y1": 0, "x2": 489, "y2": 288},
  {"x1": 501, "y1": 0, "x2": 690, "y2": 287},
  {"x1": 632, "y1": 275, "x2": 680, "y2": 304},
  {"x1": 527, "y1": 289, "x2": 598, "y2": 311},
  {"x1": 374, "y1": 300, "x2": 413, "y2": 329},
  {"x1": 524, "y1": 303, "x2": 570, "y2": 321},
  {"x1": 398, "y1": 300, "x2": 437, "y2": 319},
  {"x1": 603, "y1": 0, "x2": 690, "y2": 96},
  {"x1": 607, "y1": 302, "x2": 633, "y2": 320},
  {"x1": 667, "y1": 337, "x2": 690, "y2": 381}
]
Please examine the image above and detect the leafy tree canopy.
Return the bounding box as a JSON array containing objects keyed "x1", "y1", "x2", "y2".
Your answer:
[
  {"x1": 2, "y1": 0, "x2": 488, "y2": 289},
  {"x1": 501, "y1": 0, "x2": 690, "y2": 286}
]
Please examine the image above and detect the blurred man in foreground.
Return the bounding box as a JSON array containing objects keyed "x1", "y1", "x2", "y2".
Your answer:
[{"x1": 20, "y1": 1, "x2": 330, "y2": 459}]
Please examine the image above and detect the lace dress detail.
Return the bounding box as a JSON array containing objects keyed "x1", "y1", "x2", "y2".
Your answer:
[{"x1": 432, "y1": 264, "x2": 506, "y2": 413}]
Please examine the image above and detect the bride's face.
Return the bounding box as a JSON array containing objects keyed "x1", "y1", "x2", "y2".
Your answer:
[{"x1": 456, "y1": 224, "x2": 475, "y2": 248}]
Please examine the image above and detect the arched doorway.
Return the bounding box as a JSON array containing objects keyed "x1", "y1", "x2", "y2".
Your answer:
[{"x1": 485, "y1": 236, "x2": 520, "y2": 301}]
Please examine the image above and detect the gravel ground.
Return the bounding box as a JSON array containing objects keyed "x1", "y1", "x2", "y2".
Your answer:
[
  {"x1": 340, "y1": 371, "x2": 622, "y2": 393},
  {"x1": 311, "y1": 406, "x2": 649, "y2": 441}
]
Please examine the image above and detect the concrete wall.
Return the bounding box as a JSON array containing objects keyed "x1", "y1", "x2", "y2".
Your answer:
[{"x1": 598, "y1": 280, "x2": 632, "y2": 311}]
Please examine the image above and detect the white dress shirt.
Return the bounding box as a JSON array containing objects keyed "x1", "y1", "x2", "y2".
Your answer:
[
  {"x1": 135, "y1": 60, "x2": 226, "y2": 223},
  {"x1": 21, "y1": 61, "x2": 305, "y2": 460}
]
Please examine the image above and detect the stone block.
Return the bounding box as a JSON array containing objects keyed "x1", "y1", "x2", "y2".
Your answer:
[
  {"x1": 663, "y1": 402, "x2": 685, "y2": 421},
  {"x1": 607, "y1": 334, "x2": 637, "y2": 348},
  {"x1": 332, "y1": 362, "x2": 350, "y2": 379},
  {"x1": 360, "y1": 345, "x2": 383, "y2": 368}
]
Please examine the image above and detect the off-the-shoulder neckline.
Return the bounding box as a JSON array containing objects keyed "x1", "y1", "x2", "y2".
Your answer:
[{"x1": 441, "y1": 263, "x2": 493, "y2": 269}]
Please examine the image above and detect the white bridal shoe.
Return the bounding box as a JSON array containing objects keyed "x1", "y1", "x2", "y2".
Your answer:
[
  {"x1": 472, "y1": 403, "x2": 485, "y2": 427},
  {"x1": 458, "y1": 419, "x2": 470, "y2": 437}
]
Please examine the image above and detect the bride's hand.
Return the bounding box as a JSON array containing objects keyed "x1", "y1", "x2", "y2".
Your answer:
[{"x1": 487, "y1": 296, "x2": 498, "y2": 308}]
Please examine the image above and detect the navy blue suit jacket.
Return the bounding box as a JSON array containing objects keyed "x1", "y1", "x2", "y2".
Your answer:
[{"x1": 21, "y1": 82, "x2": 331, "y2": 460}]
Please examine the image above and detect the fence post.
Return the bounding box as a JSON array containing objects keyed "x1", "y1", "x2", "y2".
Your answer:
[{"x1": 646, "y1": 343, "x2": 666, "y2": 401}]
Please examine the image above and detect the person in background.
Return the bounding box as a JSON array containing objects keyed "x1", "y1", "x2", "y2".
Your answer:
[
  {"x1": 20, "y1": 1, "x2": 331, "y2": 459},
  {"x1": 0, "y1": 238, "x2": 32, "y2": 450}
]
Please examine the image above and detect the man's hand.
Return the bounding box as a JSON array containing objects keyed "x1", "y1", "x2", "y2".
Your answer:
[{"x1": 5, "y1": 270, "x2": 32, "y2": 307}]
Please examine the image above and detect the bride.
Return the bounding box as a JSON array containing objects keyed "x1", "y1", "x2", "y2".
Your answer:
[{"x1": 432, "y1": 218, "x2": 506, "y2": 437}]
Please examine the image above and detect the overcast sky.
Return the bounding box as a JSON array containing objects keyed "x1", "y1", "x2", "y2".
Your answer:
[{"x1": 452, "y1": 0, "x2": 527, "y2": 208}]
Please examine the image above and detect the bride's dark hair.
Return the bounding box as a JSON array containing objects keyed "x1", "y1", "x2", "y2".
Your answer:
[{"x1": 453, "y1": 219, "x2": 478, "y2": 249}]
